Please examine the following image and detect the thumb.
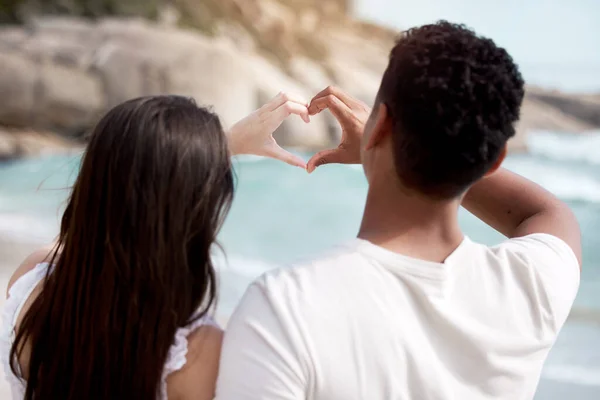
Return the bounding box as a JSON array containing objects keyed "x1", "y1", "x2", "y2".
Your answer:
[
  {"x1": 264, "y1": 143, "x2": 307, "y2": 169},
  {"x1": 307, "y1": 148, "x2": 345, "y2": 173}
]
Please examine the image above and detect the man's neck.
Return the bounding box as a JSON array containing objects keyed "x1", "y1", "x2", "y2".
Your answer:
[{"x1": 358, "y1": 181, "x2": 464, "y2": 263}]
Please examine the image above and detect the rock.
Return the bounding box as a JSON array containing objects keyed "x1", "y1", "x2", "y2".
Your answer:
[
  {"x1": 249, "y1": 56, "x2": 331, "y2": 148},
  {"x1": 169, "y1": 46, "x2": 257, "y2": 129},
  {"x1": 0, "y1": 53, "x2": 38, "y2": 127},
  {"x1": 26, "y1": 17, "x2": 102, "y2": 66},
  {"x1": 0, "y1": 5, "x2": 386, "y2": 150},
  {"x1": 20, "y1": 33, "x2": 94, "y2": 67},
  {"x1": 323, "y1": 26, "x2": 393, "y2": 76},
  {"x1": 0, "y1": 27, "x2": 29, "y2": 52},
  {"x1": 518, "y1": 95, "x2": 596, "y2": 134},
  {"x1": 92, "y1": 42, "x2": 161, "y2": 108},
  {"x1": 89, "y1": 20, "x2": 261, "y2": 126},
  {"x1": 289, "y1": 57, "x2": 332, "y2": 92},
  {"x1": 29, "y1": 16, "x2": 98, "y2": 38},
  {"x1": 0, "y1": 128, "x2": 80, "y2": 161},
  {"x1": 37, "y1": 63, "x2": 104, "y2": 133},
  {"x1": 527, "y1": 88, "x2": 600, "y2": 127},
  {"x1": 327, "y1": 58, "x2": 381, "y2": 104},
  {"x1": 510, "y1": 94, "x2": 597, "y2": 152},
  {"x1": 0, "y1": 48, "x2": 104, "y2": 135},
  {"x1": 0, "y1": 131, "x2": 20, "y2": 161},
  {"x1": 1, "y1": 11, "x2": 599, "y2": 156}
]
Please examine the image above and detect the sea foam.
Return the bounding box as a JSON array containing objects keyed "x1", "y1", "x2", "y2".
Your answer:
[
  {"x1": 504, "y1": 157, "x2": 600, "y2": 203},
  {"x1": 527, "y1": 130, "x2": 600, "y2": 165},
  {"x1": 543, "y1": 364, "x2": 600, "y2": 387}
]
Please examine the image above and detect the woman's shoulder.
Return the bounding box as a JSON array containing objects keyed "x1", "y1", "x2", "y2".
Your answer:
[
  {"x1": 166, "y1": 323, "x2": 223, "y2": 400},
  {"x1": 6, "y1": 246, "x2": 54, "y2": 298}
]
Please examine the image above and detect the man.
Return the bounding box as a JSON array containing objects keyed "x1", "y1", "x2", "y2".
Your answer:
[{"x1": 215, "y1": 21, "x2": 581, "y2": 399}]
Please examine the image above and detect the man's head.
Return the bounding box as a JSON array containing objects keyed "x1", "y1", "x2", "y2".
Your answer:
[{"x1": 363, "y1": 21, "x2": 525, "y2": 199}]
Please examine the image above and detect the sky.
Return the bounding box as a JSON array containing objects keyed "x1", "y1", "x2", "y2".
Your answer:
[{"x1": 355, "y1": 0, "x2": 600, "y2": 91}]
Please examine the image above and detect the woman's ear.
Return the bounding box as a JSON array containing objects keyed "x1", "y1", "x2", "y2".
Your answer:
[
  {"x1": 485, "y1": 145, "x2": 507, "y2": 176},
  {"x1": 365, "y1": 103, "x2": 392, "y2": 151}
]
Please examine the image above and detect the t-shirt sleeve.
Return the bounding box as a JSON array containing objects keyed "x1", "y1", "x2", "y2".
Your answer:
[
  {"x1": 215, "y1": 279, "x2": 307, "y2": 400},
  {"x1": 495, "y1": 233, "x2": 580, "y2": 330}
]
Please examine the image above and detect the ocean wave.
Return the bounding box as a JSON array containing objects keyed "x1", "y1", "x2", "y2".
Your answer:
[
  {"x1": 527, "y1": 130, "x2": 600, "y2": 165},
  {"x1": 543, "y1": 364, "x2": 600, "y2": 387},
  {"x1": 341, "y1": 131, "x2": 600, "y2": 170},
  {"x1": 504, "y1": 157, "x2": 600, "y2": 203},
  {"x1": 351, "y1": 158, "x2": 600, "y2": 204}
]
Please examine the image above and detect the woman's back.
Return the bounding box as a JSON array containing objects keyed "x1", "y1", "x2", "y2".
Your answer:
[
  {"x1": 3, "y1": 97, "x2": 234, "y2": 400},
  {"x1": 2, "y1": 254, "x2": 223, "y2": 400}
]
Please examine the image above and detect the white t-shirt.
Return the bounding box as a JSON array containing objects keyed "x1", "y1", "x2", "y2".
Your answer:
[{"x1": 216, "y1": 234, "x2": 580, "y2": 400}]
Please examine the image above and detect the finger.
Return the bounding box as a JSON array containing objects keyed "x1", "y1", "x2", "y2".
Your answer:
[
  {"x1": 264, "y1": 92, "x2": 309, "y2": 112},
  {"x1": 308, "y1": 95, "x2": 350, "y2": 120},
  {"x1": 264, "y1": 143, "x2": 307, "y2": 169},
  {"x1": 307, "y1": 148, "x2": 347, "y2": 173},
  {"x1": 272, "y1": 101, "x2": 310, "y2": 124},
  {"x1": 309, "y1": 86, "x2": 356, "y2": 110}
]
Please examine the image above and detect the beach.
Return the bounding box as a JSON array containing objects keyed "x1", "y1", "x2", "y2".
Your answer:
[
  {"x1": 1, "y1": 135, "x2": 600, "y2": 398},
  {"x1": 0, "y1": 0, "x2": 599, "y2": 397}
]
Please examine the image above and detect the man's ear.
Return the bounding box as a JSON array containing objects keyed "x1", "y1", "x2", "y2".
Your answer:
[
  {"x1": 365, "y1": 103, "x2": 392, "y2": 151},
  {"x1": 485, "y1": 145, "x2": 507, "y2": 176}
]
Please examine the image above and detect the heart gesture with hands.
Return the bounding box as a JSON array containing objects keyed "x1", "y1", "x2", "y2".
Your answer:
[
  {"x1": 228, "y1": 92, "x2": 310, "y2": 169},
  {"x1": 228, "y1": 87, "x2": 370, "y2": 172},
  {"x1": 306, "y1": 86, "x2": 371, "y2": 173}
]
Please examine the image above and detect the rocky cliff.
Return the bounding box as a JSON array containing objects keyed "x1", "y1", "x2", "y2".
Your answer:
[{"x1": 0, "y1": 1, "x2": 598, "y2": 160}]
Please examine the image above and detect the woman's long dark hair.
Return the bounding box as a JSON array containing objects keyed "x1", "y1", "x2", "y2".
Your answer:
[{"x1": 10, "y1": 96, "x2": 234, "y2": 399}]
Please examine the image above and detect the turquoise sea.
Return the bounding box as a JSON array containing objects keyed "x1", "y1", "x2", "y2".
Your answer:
[{"x1": 0, "y1": 131, "x2": 599, "y2": 397}]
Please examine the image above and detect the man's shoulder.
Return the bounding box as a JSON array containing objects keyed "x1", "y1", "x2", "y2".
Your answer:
[
  {"x1": 487, "y1": 233, "x2": 579, "y2": 267},
  {"x1": 478, "y1": 234, "x2": 580, "y2": 312},
  {"x1": 253, "y1": 241, "x2": 367, "y2": 299}
]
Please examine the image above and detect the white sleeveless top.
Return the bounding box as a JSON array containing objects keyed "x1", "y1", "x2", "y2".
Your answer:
[{"x1": 0, "y1": 263, "x2": 218, "y2": 400}]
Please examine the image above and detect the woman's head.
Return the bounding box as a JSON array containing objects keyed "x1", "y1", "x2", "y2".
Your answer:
[
  {"x1": 12, "y1": 96, "x2": 234, "y2": 399},
  {"x1": 70, "y1": 95, "x2": 234, "y2": 320}
]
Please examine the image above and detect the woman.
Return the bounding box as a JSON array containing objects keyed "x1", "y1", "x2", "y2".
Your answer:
[{"x1": 1, "y1": 93, "x2": 310, "y2": 400}]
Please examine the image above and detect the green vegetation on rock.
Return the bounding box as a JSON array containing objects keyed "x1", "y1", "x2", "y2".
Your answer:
[
  {"x1": 0, "y1": 0, "x2": 162, "y2": 22},
  {"x1": 0, "y1": 0, "x2": 366, "y2": 69}
]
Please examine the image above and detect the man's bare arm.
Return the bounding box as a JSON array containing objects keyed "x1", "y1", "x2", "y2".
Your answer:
[{"x1": 462, "y1": 168, "x2": 582, "y2": 266}]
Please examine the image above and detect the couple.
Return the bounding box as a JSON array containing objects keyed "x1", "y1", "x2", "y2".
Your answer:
[{"x1": 1, "y1": 21, "x2": 580, "y2": 400}]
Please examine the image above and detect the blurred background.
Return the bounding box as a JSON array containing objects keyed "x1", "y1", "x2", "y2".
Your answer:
[{"x1": 0, "y1": 0, "x2": 599, "y2": 398}]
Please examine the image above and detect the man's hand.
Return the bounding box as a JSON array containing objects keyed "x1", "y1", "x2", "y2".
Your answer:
[
  {"x1": 306, "y1": 87, "x2": 371, "y2": 173},
  {"x1": 228, "y1": 92, "x2": 310, "y2": 169}
]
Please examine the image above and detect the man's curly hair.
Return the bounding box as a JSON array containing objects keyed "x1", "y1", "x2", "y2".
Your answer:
[{"x1": 378, "y1": 21, "x2": 525, "y2": 198}]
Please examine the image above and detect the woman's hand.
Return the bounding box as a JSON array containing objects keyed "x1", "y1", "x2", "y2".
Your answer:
[{"x1": 227, "y1": 92, "x2": 310, "y2": 168}]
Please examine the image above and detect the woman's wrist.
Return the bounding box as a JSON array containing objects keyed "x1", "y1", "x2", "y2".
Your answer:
[
  {"x1": 224, "y1": 92, "x2": 309, "y2": 167},
  {"x1": 226, "y1": 130, "x2": 244, "y2": 156}
]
